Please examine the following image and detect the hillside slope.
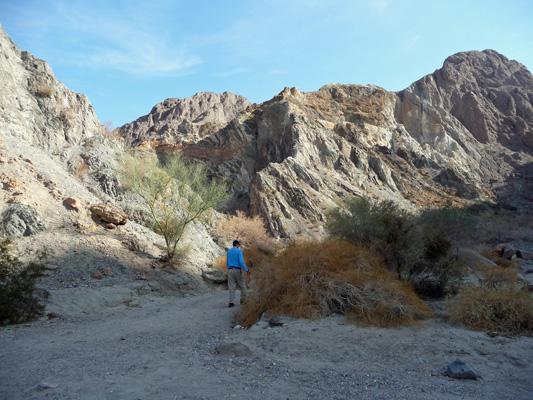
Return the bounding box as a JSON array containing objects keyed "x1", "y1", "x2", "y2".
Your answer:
[{"x1": 128, "y1": 50, "x2": 533, "y2": 238}]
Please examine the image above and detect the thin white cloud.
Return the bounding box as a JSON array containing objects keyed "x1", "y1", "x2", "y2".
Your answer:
[{"x1": 13, "y1": 0, "x2": 203, "y2": 76}]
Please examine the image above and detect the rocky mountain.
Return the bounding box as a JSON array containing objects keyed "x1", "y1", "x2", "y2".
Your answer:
[
  {"x1": 0, "y1": 24, "x2": 223, "y2": 303},
  {"x1": 1, "y1": 17, "x2": 532, "y2": 283},
  {"x1": 125, "y1": 50, "x2": 532, "y2": 238},
  {"x1": 118, "y1": 91, "x2": 251, "y2": 146}
]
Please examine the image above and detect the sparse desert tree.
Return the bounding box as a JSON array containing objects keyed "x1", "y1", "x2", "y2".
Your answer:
[
  {"x1": 121, "y1": 152, "x2": 228, "y2": 261},
  {"x1": 0, "y1": 238, "x2": 49, "y2": 325}
]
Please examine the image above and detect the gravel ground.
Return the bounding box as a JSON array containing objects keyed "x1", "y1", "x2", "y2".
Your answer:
[{"x1": 1, "y1": 290, "x2": 532, "y2": 400}]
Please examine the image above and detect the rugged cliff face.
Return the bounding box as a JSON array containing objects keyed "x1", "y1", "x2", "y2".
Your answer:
[
  {"x1": 131, "y1": 51, "x2": 533, "y2": 238},
  {"x1": 0, "y1": 26, "x2": 102, "y2": 154},
  {"x1": 0, "y1": 25, "x2": 223, "y2": 291},
  {"x1": 397, "y1": 50, "x2": 533, "y2": 209},
  {"x1": 118, "y1": 91, "x2": 251, "y2": 146}
]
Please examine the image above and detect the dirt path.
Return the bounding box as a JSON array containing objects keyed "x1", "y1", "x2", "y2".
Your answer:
[{"x1": 1, "y1": 290, "x2": 532, "y2": 400}]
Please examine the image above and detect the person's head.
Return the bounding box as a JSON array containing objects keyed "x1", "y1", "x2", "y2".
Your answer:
[{"x1": 232, "y1": 240, "x2": 240, "y2": 248}]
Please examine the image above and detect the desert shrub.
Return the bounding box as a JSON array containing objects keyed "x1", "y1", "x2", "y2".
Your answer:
[
  {"x1": 211, "y1": 248, "x2": 267, "y2": 274},
  {"x1": 418, "y1": 205, "x2": 478, "y2": 246},
  {"x1": 214, "y1": 211, "x2": 277, "y2": 255},
  {"x1": 34, "y1": 84, "x2": 52, "y2": 98},
  {"x1": 480, "y1": 249, "x2": 518, "y2": 269},
  {"x1": 326, "y1": 197, "x2": 461, "y2": 297},
  {"x1": 235, "y1": 240, "x2": 430, "y2": 328},
  {"x1": 445, "y1": 285, "x2": 533, "y2": 336},
  {"x1": 121, "y1": 151, "x2": 228, "y2": 261},
  {"x1": 0, "y1": 238, "x2": 49, "y2": 325},
  {"x1": 474, "y1": 264, "x2": 519, "y2": 288}
]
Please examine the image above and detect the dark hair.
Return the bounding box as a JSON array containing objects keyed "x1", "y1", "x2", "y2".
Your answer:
[{"x1": 233, "y1": 240, "x2": 240, "y2": 247}]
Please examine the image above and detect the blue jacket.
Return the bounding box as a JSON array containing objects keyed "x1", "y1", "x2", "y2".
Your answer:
[{"x1": 226, "y1": 247, "x2": 248, "y2": 272}]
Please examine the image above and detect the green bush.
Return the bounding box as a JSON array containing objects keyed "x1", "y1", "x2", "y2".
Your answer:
[
  {"x1": 0, "y1": 238, "x2": 49, "y2": 325},
  {"x1": 121, "y1": 152, "x2": 228, "y2": 261},
  {"x1": 418, "y1": 205, "x2": 478, "y2": 246},
  {"x1": 326, "y1": 197, "x2": 462, "y2": 297}
]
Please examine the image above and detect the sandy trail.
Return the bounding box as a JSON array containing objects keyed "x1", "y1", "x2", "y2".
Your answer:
[{"x1": 1, "y1": 290, "x2": 532, "y2": 400}]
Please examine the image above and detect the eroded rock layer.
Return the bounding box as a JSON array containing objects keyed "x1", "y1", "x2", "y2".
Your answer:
[{"x1": 130, "y1": 51, "x2": 533, "y2": 238}]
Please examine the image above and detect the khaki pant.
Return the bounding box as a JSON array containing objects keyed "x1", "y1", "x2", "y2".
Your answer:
[{"x1": 228, "y1": 268, "x2": 247, "y2": 304}]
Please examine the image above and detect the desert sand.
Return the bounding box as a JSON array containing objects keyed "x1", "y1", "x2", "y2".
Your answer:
[{"x1": 1, "y1": 287, "x2": 532, "y2": 400}]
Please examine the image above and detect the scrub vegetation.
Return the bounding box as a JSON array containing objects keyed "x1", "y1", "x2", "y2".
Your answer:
[
  {"x1": 0, "y1": 238, "x2": 49, "y2": 325},
  {"x1": 234, "y1": 196, "x2": 533, "y2": 336},
  {"x1": 121, "y1": 152, "x2": 228, "y2": 261},
  {"x1": 236, "y1": 240, "x2": 430, "y2": 328}
]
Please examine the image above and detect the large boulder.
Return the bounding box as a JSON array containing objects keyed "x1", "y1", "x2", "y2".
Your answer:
[
  {"x1": 1, "y1": 203, "x2": 46, "y2": 238},
  {"x1": 91, "y1": 203, "x2": 128, "y2": 225}
]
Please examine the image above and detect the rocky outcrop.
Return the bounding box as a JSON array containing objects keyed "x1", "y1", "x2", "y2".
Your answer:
[
  {"x1": 118, "y1": 92, "x2": 251, "y2": 146},
  {"x1": 397, "y1": 50, "x2": 533, "y2": 210},
  {"x1": 0, "y1": 25, "x2": 102, "y2": 154},
  {"x1": 2, "y1": 203, "x2": 46, "y2": 238},
  {"x1": 165, "y1": 52, "x2": 533, "y2": 238},
  {"x1": 0, "y1": 26, "x2": 224, "y2": 283}
]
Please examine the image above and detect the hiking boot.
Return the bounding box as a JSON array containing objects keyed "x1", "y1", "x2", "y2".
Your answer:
[{"x1": 228, "y1": 303, "x2": 235, "y2": 308}]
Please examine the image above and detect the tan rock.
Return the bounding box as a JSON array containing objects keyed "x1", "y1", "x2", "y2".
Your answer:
[
  {"x1": 106, "y1": 223, "x2": 117, "y2": 229},
  {"x1": 65, "y1": 197, "x2": 84, "y2": 212},
  {"x1": 91, "y1": 270, "x2": 103, "y2": 280},
  {"x1": 6, "y1": 178, "x2": 21, "y2": 188},
  {"x1": 91, "y1": 203, "x2": 128, "y2": 225},
  {"x1": 103, "y1": 267, "x2": 113, "y2": 277}
]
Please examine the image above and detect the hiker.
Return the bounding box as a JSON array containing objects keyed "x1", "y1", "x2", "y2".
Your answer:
[{"x1": 226, "y1": 240, "x2": 249, "y2": 308}]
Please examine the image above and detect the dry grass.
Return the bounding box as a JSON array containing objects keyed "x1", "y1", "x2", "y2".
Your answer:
[
  {"x1": 235, "y1": 240, "x2": 430, "y2": 328},
  {"x1": 215, "y1": 211, "x2": 277, "y2": 254},
  {"x1": 99, "y1": 120, "x2": 124, "y2": 142},
  {"x1": 34, "y1": 84, "x2": 52, "y2": 98},
  {"x1": 445, "y1": 285, "x2": 533, "y2": 336},
  {"x1": 71, "y1": 159, "x2": 89, "y2": 181},
  {"x1": 476, "y1": 264, "x2": 519, "y2": 287},
  {"x1": 481, "y1": 248, "x2": 518, "y2": 269}
]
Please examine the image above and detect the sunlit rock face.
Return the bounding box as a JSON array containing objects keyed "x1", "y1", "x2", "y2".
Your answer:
[
  {"x1": 0, "y1": 25, "x2": 102, "y2": 154},
  {"x1": 118, "y1": 91, "x2": 251, "y2": 146},
  {"x1": 119, "y1": 50, "x2": 532, "y2": 239}
]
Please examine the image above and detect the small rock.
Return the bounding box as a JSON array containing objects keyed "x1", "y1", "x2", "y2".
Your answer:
[
  {"x1": 64, "y1": 197, "x2": 84, "y2": 212},
  {"x1": 103, "y1": 267, "x2": 113, "y2": 277},
  {"x1": 201, "y1": 268, "x2": 227, "y2": 284},
  {"x1": 1, "y1": 202, "x2": 46, "y2": 238},
  {"x1": 502, "y1": 245, "x2": 517, "y2": 260},
  {"x1": 518, "y1": 250, "x2": 533, "y2": 261},
  {"x1": 91, "y1": 271, "x2": 104, "y2": 280},
  {"x1": 215, "y1": 342, "x2": 252, "y2": 357},
  {"x1": 6, "y1": 178, "x2": 21, "y2": 189},
  {"x1": 37, "y1": 382, "x2": 58, "y2": 390},
  {"x1": 446, "y1": 358, "x2": 479, "y2": 380},
  {"x1": 106, "y1": 223, "x2": 117, "y2": 229}
]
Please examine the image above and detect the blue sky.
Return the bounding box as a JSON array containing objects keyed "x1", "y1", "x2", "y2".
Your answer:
[{"x1": 1, "y1": 0, "x2": 532, "y2": 128}]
